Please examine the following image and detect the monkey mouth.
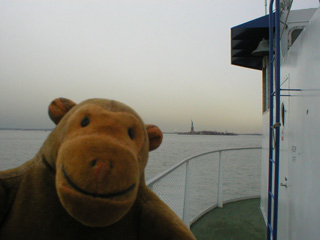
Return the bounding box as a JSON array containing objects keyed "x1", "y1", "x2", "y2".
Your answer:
[{"x1": 62, "y1": 165, "x2": 136, "y2": 199}]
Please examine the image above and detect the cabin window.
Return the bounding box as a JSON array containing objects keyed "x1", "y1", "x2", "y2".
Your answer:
[
  {"x1": 288, "y1": 27, "x2": 304, "y2": 49},
  {"x1": 281, "y1": 103, "x2": 285, "y2": 126},
  {"x1": 262, "y1": 57, "x2": 270, "y2": 113}
]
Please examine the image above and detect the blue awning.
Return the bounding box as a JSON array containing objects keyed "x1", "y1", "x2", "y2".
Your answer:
[{"x1": 231, "y1": 14, "x2": 274, "y2": 70}]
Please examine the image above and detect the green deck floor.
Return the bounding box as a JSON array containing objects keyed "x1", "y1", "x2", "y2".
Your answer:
[{"x1": 191, "y1": 198, "x2": 267, "y2": 240}]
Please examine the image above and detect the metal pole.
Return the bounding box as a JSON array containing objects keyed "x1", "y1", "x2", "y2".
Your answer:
[
  {"x1": 273, "y1": 1, "x2": 281, "y2": 239},
  {"x1": 183, "y1": 161, "x2": 190, "y2": 227},
  {"x1": 217, "y1": 151, "x2": 223, "y2": 208},
  {"x1": 267, "y1": 1, "x2": 275, "y2": 239}
]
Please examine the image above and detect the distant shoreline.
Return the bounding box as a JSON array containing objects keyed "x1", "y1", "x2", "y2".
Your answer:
[
  {"x1": 0, "y1": 128, "x2": 261, "y2": 136},
  {"x1": 0, "y1": 128, "x2": 53, "y2": 131},
  {"x1": 164, "y1": 131, "x2": 262, "y2": 136},
  {"x1": 177, "y1": 131, "x2": 237, "y2": 136}
]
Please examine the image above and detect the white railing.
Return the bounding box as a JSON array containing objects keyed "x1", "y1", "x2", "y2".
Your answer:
[{"x1": 147, "y1": 147, "x2": 262, "y2": 227}]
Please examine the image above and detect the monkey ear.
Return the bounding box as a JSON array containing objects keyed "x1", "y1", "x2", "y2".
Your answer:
[
  {"x1": 146, "y1": 124, "x2": 163, "y2": 151},
  {"x1": 48, "y1": 98, "x2": 76, "y2": 125}
]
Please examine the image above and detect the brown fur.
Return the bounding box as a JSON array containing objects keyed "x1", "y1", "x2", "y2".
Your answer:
[{"x1": 0, "y1": 98, "x2": 195, "y2": 240}]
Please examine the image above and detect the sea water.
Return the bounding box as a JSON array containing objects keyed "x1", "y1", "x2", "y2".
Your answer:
[
  {"x1": 0, "y1": 130, "x2": 262, "y2": 221},
  {"x1": 0, "y1": 130, "x2": 262, "y2": 180}
]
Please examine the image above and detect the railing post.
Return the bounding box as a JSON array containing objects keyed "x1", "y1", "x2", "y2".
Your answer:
[
  {"x1": 183, "y1": 161, "x2": 190, "y2": 227},
  {"x1": 217, "y1": 151, "x2": 223, "y2": 208}
]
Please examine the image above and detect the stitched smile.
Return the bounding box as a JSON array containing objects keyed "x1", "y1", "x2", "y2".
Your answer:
[{"x1": 62, "y1": 165, "x2": 136, "y2": 198}]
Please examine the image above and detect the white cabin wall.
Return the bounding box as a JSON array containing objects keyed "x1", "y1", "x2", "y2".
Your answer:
[
  {"x1": 278, "y1": 76, "x2": 290, "y2": 240},
  {"x1": 280, "y1": 8, "x2": 317, "y2": 56},
  {"x1": 260, "y1": 7, "x2": 320, "y2": 239},
  {"x1": 279, "y1": 7, "x2": 320, "y2": 240}
]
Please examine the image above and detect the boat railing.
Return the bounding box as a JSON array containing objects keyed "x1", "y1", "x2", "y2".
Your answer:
[{"x1": 147, "y1": 147, "x2": 262, "y2": 227}]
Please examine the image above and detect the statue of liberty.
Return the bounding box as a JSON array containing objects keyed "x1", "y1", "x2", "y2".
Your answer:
[{"x1": 191, "y1": 120, "x2": 194, "y2": 133}]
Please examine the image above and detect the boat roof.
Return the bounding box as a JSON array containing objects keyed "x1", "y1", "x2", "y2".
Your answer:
[{"x1": 231, "y1": 14, "x2": 274, "y2": 70}]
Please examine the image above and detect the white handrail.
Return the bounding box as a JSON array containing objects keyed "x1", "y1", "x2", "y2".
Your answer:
[
  {"x1": 147, "y1": 147, "x2": 262, "y2": 227},
  {"x1": 217, "y1": 151, "x2": 223, "y2": 208},
  {"x1": 147, "y1": 147, "x2": 261, "y2": 186}
]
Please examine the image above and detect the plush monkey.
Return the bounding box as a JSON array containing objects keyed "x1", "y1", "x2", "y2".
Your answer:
[{"x1": 0, "y1": 98, "x2": 195, "y2": 240}]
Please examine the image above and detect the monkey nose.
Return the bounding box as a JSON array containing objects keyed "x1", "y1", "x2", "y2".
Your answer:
[{"x1": 91, "y1": 159, "x2": 114, "y2": 172}]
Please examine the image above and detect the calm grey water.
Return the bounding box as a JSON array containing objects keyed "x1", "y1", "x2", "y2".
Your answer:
[
  {"x1": 0, "y1": 130, "x2": 262, "y2": 221},
  {"x1": 0, "y1": 130, "x2": 261, "y2": 180}
]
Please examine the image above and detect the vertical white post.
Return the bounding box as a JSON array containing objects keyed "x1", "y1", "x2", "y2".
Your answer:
[
  {"x1": 217, "y1": 151, "x2": 223, "y2": 208},
  {"x1": 265, "y1": 0, "x2": 268, "y2": 15},
  {"x1": 183, "y1": 161, "x2": 190, "y2": 227}
]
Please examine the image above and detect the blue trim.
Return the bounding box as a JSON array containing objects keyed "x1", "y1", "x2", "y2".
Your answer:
[
  {"x1": 231, "y1": 14, "x2": 275, "y2": 70},
  {"x1": 232, "y1": 14, "x2": 270, "y2": 31},
  {"x1": 267, "y1": 2, "x2": 275, "y2": 239},
  {"x1": 273, "y1": 1, "x2": 281, "y2": 239},
  {"x1": 267, "y1": 1, "x2": 281, "y2": 240}
]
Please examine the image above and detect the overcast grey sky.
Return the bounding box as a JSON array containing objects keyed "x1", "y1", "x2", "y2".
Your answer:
[{"x1": 0, "y1": 0, "x2": 318, "y2": 133}]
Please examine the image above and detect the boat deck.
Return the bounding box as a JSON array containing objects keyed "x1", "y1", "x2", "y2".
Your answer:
[{"x1": 191, "y1": 198, "x2": 267, "y2": 240}]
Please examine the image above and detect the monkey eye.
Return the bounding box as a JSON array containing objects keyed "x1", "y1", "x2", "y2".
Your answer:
[
  {"x1": 81, "y1": 117, "x2": 90, "y2": 127},
  {"x1": 128, "y1": 128, "x2": 134, "y2": 140}
]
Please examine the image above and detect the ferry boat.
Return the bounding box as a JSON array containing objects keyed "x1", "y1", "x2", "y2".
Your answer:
[{"x1": 147, "y1": 1, "x2": 320, "y2": 239}]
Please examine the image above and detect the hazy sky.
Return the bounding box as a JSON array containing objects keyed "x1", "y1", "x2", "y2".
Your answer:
[{"x1": 0, "y1": 0, "x2": 318, "y2": 133}]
